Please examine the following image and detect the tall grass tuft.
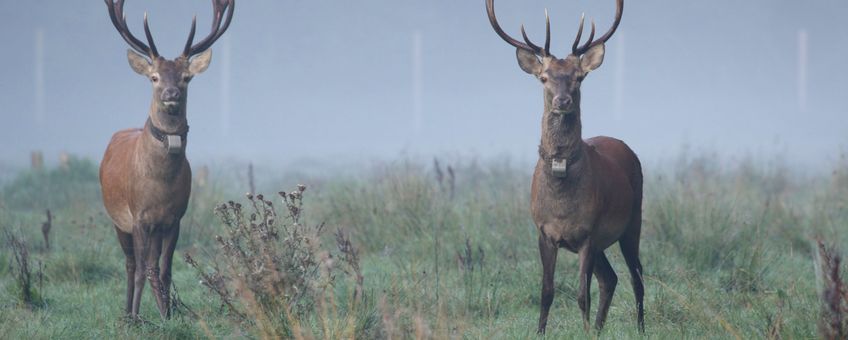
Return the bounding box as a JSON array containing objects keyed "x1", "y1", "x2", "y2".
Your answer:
[
  {"x1": 1, "y1": 157, "x2": 100, "y2": 211},
  {"x1": 184, "y1": 185, "x2": 376, "y2": 338},
  {"x1": 456, "y1": 237, "x2": 501, "y2": 319}
]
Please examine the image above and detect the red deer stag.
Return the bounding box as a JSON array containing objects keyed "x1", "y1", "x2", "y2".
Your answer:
[
  {"x1": 99, "y1": 0, "x2": 234, "y2": 320},
  {"x1": 486, "y1": 0, "x2": 643, "y2": 333}
]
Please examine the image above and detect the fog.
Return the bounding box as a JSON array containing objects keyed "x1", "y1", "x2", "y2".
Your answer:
[{"x1": 1, "y1": 1, "x2": 846, "y2": 170}]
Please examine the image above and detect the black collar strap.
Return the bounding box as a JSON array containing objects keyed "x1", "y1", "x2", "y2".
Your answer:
[
  {"x1": 147, "y1": 118, "x2": 189, "y2": 154},
  {"x1": 146, "y1": 118, "x2": 189, "y2": 144},
  {"x1": 538, "y1": 145, "x2": 583, "y2": 163}
]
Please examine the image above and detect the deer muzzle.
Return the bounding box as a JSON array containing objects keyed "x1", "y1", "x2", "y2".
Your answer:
[
  {"x1": 159, "y1": 87, "x2": 182, "y2": 115},
  {"x1": 160, "y1": 87, "x2": 182, "y2": 105},
  {"x1": 551, "y1": 95, "x2": 575, "y2": 115}
]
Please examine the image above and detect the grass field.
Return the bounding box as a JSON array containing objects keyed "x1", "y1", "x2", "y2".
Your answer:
[{"x1": 0, "y1": 153, "x2": 846, "y2": 339}]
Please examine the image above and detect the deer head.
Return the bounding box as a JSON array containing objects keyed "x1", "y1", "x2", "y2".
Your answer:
[
  {"x1": 487, "y1": 0, "x2": 622, "y2": 116},
  {"x1": 105, "y1": 0, "x2": 234, "y2": 131}
]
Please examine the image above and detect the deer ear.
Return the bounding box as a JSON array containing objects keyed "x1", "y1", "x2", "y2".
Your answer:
[
  {"x1": 127, "y1": 50, "x2": 151, "y2": 76},
  {"x1": 189, "y1": 50, "x2": 213, "y2": 75},
  {"x1": 516, "y1": 48, "x2": 542, "y2": 75},
  {"x1": 580, "y1": 44, "x2": 605, "y2": 73}
]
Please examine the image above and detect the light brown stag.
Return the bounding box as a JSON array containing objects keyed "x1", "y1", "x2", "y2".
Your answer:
[
  {"x1": 486, "y1": 0, "x2": 644, "y2": 334},
  {"x1": 99, "y1": 0, "x2": 234, "y2": 320}
]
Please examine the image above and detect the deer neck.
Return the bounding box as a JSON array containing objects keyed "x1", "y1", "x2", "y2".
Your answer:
[
  {"x1": 148, "y1": 97, "x2": 189, "y2": 132},
  {"x1": 539, "y1": 103, "x2": 584, "y2": 165},
  {"x1": 137, "y1": 108, "x2": 189, "y2": 179}
]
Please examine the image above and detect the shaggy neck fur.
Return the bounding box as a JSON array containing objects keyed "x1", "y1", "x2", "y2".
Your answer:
[
  {"x1": 539, "y1": 97, "x2": 584, "y2": 165},
  {"x1": 148, "y1": 98, "x2": 189, "y2": 135}
]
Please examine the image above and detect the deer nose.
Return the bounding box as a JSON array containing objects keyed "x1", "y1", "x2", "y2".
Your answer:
[
  {"x1": 160, "y1": 87, "x2": 181, "y2": 102},
  {"x1": 552, "y1": 95, "x2": 573, "y2": 111}
]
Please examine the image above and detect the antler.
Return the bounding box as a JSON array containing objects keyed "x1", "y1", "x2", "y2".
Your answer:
[
  {"x1": 182, "y1": 0, "x2": 235, "y2": 59},
  {"x1": 105, "y1": 0, "x2": 159, "y2": 58},
  {"x1": 486, "y1": 0, "x2": 551, "y2": 57},
  {"x1": 572, "y1": 0, "x2": 623, "y2": 56}
]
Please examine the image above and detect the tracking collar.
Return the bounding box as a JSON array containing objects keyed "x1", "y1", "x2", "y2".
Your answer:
[
  {"x1": 539, "y1": 145, "x2": 583, "y2": 179},
  {"x1": 146, "y1": 118, "x2": 189, "y2": 155}
]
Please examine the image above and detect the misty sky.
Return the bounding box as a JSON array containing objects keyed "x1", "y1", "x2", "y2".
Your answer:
[{"x1": 1, "y1": 1, "x2": 846, "y2": 169}]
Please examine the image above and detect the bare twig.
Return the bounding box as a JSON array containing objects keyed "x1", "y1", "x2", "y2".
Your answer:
[{"x1": 41, "y1": 209, "x2": 52, "y2": 250}]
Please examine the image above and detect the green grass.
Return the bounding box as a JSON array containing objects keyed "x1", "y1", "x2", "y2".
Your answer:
[{"x1": 0, "y1": 154, "x2": 846, "y2": 339}]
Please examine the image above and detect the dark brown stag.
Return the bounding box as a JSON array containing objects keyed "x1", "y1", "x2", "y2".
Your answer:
[
  {"x1": 99, "y1": 0, "x2": 234, "y2": 320},
  {"x1": 486, "y1": 0, "x2": 644, "y2": 333}
]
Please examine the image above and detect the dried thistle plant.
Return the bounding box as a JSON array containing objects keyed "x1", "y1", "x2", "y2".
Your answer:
[
  {"x1": 3, "y1": 227, "x2": 44, "y2": 308},
  {"x1": 41, "y1": 209, "x2": 52, "y2": 250},
  {"x1": 817, "y1": 240, "x2": 848, "y2": 340},
  {"x1": 248, "y1": 162, "x2": 256, "y2": 195},
  {"x1": 432, "y1": 158, "x2": 456, "y2": 200},
  {"x1": 184, "y1": 184, "x2": 369, "y2": 337}
]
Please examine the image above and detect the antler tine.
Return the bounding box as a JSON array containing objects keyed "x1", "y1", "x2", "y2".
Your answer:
[
  {"x1": 544, "y1": 9, "x2": 551, "y2": 56},
  {"x1": 182, "y1": 3, "x2": 221, "y2": 57},
  {"x1": 520, "y1": 25, "x2": 544, "y2": 55},
  {"x1": 185, "y1": 0, "x2": 235, "y2": 58},
  {"x1": 105, "y1": 0, "x2": 152, "y2": 57},
  {"x1": 182, "y1": 16, "x2": 198, "y2": 58},
  {"x1": 486, "y1": 0, "x2": 541, "y2": 55},
  {"x1": 573, "y1": 0, "x2": 623, "y2": 55},
  {"x1": 592, "y1": 0, "x2": 623, "y2": 47},
  {"x1": 571, "y1": 13, "x2": 585, "y2": 55},
  {"x1": 576, "y1": 20, "x2": 596, "y2": 54},
  {"x1": 142, "y1": 12, "x2": 159, "y2": 58}
]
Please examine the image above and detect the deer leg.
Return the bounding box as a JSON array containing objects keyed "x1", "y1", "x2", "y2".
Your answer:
[
  {"x1": 159, "y1": 223, "x2": 180, "y2": 318},
  {"x1": 620, "y1": 234, "x2": 645, "y2": 333},
  {"x1": 130, "y1": 225, "x2": 150, "y2": 319},
  {"x1": 593, "y1": 251, "x2": 618, "y2": 331},
  {"x1": 145, "y1": 228, "x2": 168, "y2": 320},
  {"x1": 537, "y1": 232, "x2": 559, "y2": 334},
  {"x1": 115, "y1": 227, "x2": 135, "y2": 316},
  {"x1": 577, "y1": 244, "x2": 596, "y2": 332}
]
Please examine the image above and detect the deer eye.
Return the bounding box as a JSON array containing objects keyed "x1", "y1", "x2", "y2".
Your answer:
[
  {"x1": 150, "y1": 74, "x2": 160, "y2": 83},
  {"x1": 540, "y1": 76, "x2": 548, "y2": 83},
  {"x1": 182, "y1": 75, "x2": 192, "y2": 82}
]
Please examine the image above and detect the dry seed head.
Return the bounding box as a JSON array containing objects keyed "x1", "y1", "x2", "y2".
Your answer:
[
  {"x1": 297, "y1": 184, "x2": 307, "y2": 192},
  {"x1": 246, "y1": 193, "x2": 254, "y2": 200},
  {"x1": 289, "y1": 191, "x2": 300, "y2": 200}
]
